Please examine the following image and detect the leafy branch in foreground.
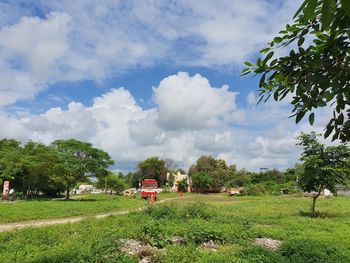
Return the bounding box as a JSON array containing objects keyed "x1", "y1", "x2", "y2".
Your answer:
[{"x1": 243, "y1": 0, "x2": 350, "y2": 142}]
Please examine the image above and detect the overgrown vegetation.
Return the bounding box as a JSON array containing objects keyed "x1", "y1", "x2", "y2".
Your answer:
[{"x1": 1, "y1": 195, "x2": 349, "y2": 262}]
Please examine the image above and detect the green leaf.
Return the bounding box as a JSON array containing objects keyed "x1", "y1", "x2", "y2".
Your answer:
[
  {"x1": 321, "y1": 0, "x2": 336, "y2": 30},
  {"x1": 260, "y1": 47, "x2": 270, "y2": 54},
  {"x1": 273, "y1": 37, "x2": 282, "y2": 43},
  {"x1": 241, "y1": 70, "x2": 251, "y2": 76},
  {"x1": 340, "y1": 0, "x2": 350, "y2": 17},
  {"x1": 270, "y1": 59, "x2": 278, "y2": 66},
  {"x1": 304, "y1": 0, "x2": 318, "y2": 21},
  {"x1": 332, "y1": 130, "x2": 339, "y2": 141},
  {"x1": 296, "y1": 111, "x2": 306, "y2": 124},
  {"x1": 244, "y1": 62, "x2": 253, "y2": 67},
  {"x1": 259, "y1": 73, "x2": 267, "y2": 88},
  {"x1": 294, "y1": 0, "x2": 309, "y2": 18},
  {"x1": 337, "y1": 112, "x2": 344, "y2": 125},
  {"x1": 257, "y1": 58, "x2": 262, "y2": 67},
  {"x1": 324, "y1": 125, "x2": 333, "y2": 138},
  {"x1": 309, "y1": 113, "x2": 315, "y2": 125},
  {"x1": 263, "y1": 51, "x2": 274, "y2": 64},
  {"x1": 298, "y1": 37, "x2": 305, "y2": 46}
]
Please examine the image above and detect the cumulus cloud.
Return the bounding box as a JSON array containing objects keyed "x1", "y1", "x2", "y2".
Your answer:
[
  {"x1": 0, "y1": 12, "x2": 71, "y2": 106},
  {"x1": 0, "y1": 1, "x2": 319, "y2": 171},
  {"x1": 0, "y1": 72, "x2": 323, "y2": 171},
  {"x1": 0, "y1": 0, "x2": 302, "y2": 107},
  {"x1": 154, "y1": 72, "x2": 241, "y2": 130}
]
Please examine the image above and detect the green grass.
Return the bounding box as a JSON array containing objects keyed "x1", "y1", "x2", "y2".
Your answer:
[
  {"x1": 0, "y1": 194, "x2": 350, "y2": 262},
  {"x1": 0, "y1": 194, "x2": 147, "y2": 223},
  {"x1": 0, "y1": 192, "x2": 191, "y2": 224}
]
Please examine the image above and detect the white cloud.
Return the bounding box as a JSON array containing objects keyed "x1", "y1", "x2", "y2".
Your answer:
[
  {"x1": 0, "y1": 1, "x2": 303, "y2": 106},
  {"x1": 0, "y1": 12, "x2": 71, "y2": 106},
  {"x1": 154, "y1": 72, "x2": 241, "y2": 130},
  {"x1": 0, "y1": 72, "x2": 321, "y2": 171}
]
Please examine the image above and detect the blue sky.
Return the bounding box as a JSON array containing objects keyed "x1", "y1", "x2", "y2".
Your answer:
[{"x1": 1, "y1": 0, "x2": 330, "y2": 172}]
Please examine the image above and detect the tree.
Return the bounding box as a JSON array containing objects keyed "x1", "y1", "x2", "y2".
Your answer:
[
  {"x1": 251, "y1": 169, "x2": 286, "y2": 184},
  {"x1": 191, "y1": 172, "x2": 213, "y2": 192},
  {"x1": 20, "y1": 142, "x2": 62, "y2": 198},
  {"x1": 284, "y1": 164, "x2": 304, "y2": 182},
  {"x1": 228, "y1": 169, "x2": 251, "y2": 187},
  {"x1": 244, "y1": 0, "x2": 350, "y2": 142},
  {"x1": 52, "y1": 139, "x2": 114, "y2": 200},
  {"x1": 0, "y1": 139, "x2": 23, "y2": 186},
  {"x1": 96, "y1": 172, "x2": 126, "y2": 194},
  {"x1": 297, "y1": 132, "x2": 350, "y2": 215},
  {"x1": 167, "y1": 173, "x2": 175, "y2": 188},
  {"x1": 137, "y1": 157, "x2": 167, "y2": 186},
  {"x1": 125, "y1": 171, "x2": 142, "y2": 188},
  {"x1": 177, "y1": 179, "x2": 188, "y2": 192},
  {"x1": 189, "y1": 156, "x2": 232, "y2": 187},
  {"x1": 177, "y1": 168, "x2": 186, "y2": 174}
]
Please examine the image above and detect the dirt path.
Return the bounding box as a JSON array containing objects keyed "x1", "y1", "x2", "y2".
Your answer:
[{"x1": 0, "y1": 196, "x2": 190, "y2": 233}]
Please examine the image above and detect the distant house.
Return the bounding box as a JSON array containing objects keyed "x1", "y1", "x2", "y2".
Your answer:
[
  {"x1": 78, "y1": 184, "x2": 94, "y2": 192},
  {"x1": 167, "y1": 171, "x2": 191, "y2": 192}
]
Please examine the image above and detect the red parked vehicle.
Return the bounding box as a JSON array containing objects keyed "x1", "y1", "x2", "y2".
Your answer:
[{"x1": 140, "y1": 179, "x2": 158, "y2": 200}]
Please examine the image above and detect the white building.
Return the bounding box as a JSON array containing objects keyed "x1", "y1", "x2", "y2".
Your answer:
[{"x1": 167, "y1": 171, "x2": 191, "y2": 192}]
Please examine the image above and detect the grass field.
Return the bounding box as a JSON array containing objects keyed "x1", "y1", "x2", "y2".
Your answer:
[
  {"x1": 0, "y1": 194, "x2": 349, "y2": 262},
  {"x1": 0, "y1": 194, "x2": 145, "y2": 223},
  {"x1": 0, "y1": 192, "x2": 187, "y2": 224}
]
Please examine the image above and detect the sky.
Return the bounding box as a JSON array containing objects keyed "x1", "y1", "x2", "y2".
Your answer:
[{"x1": 0, "y1": 0, "x2": 331, "y2": 172}]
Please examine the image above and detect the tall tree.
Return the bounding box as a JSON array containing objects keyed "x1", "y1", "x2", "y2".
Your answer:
[
  {"x1": 96, "y1": 171, "x2": 126, "y2": 194},
  {"x1": 189, "y1": 156, "x2": 232, "y2": 187},
  {"x1": 244, "y1": 0, "x2": 350, "y2": 142},
  {"x1": 191, "y1": 172, "x2": 213, "y2": 192},
  {"x1": 297, "y1": 132, "x2": 350, "y2": 215},
  {"x1": 52, "y1": 139, "x2": 114, "y2": 200},
  {"x1": 137, "y1": 157, "x2": 167, "y2": 186},
  {"x1": 20, "y1": 142, "x2": 61, "y2": 198},
  {"x1": 0, "y1": 139, "x2": 23, "y2": 187}
]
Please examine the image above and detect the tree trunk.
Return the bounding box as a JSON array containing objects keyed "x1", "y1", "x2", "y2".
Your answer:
[
  {"x1": 311, "y1": 189, "x2": 322, "y2": 216},
  {"x1": 66, "y1": 186, "x2": 70, "y2": 200},
  {"x1": 104, "y1": 176, "x2": 108, "y2": 194}
]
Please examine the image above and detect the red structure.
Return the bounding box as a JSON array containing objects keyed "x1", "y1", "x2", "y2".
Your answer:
[{"x1": 140, "y1": 179, "x2": 158, "y2": 200}]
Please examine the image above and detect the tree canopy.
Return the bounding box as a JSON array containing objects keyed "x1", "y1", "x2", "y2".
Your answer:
[
  {"x1": 243, "y1": 0, "x2": 350, "y2": 142},
  {"x1": 297, "y1": 132, "x2": 350, "y2": 215},
  {"x1": 52, "y1": 139, "x2": 114, "y2": 199},
  {"x1": 137, "y1": 157, "x2": 167, "y2": 186},
  {"x1": 188, "y1": 156, "x2": 235, "y2": 188}
]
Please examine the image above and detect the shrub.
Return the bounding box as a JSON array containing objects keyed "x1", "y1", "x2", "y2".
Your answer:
[
  {"x1": 180, "y1": 202, "x2": 213, "y2": 220},
  {"x1": 177, "y1": 179, "x2": 188, "y2": 192},
  {"x1": 246, "y1": 184, "x2": 269, "y2": 195},
  {"x1": 280, "y1": 238, "x2": 350, "y2": 262},
  {"x1": 139, "y1": 221, "x2": 171, "y2": 248},
  {"x1": 144, "y1": 203, "x2": 178, "y2": 220},
  {"x1": 185, "y1": 227, "x2": 226, "y2": 245}
]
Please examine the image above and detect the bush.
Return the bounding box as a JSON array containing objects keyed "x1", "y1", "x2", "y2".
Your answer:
[
  {"x1": 144, "y1": 202, "x2": 214, "y2": 221},
  {"x1": 185, "y1": 226, "x2": 226, "y2": 245},
  {"x1": 139, "y1": 221, "x2": 171, "y2": 248},
  {"x1": 180, "y1": 203, "x2": 213, "y2": 220},
  {"x1": 191, "y1": 172, "x2": 213, "y2": 192},
  {"x1": 280, "y1": 238, "x2": 350, "y2": 262},
  {"x1": 144, "y1": 203, "x2": 178, "y2": 220},
  {"x1": 246, "y1": 184, "x2": 269, "y2": 195},
  {"x1": 177, "y1": 180, "x2": 188, "y2": 192}
]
